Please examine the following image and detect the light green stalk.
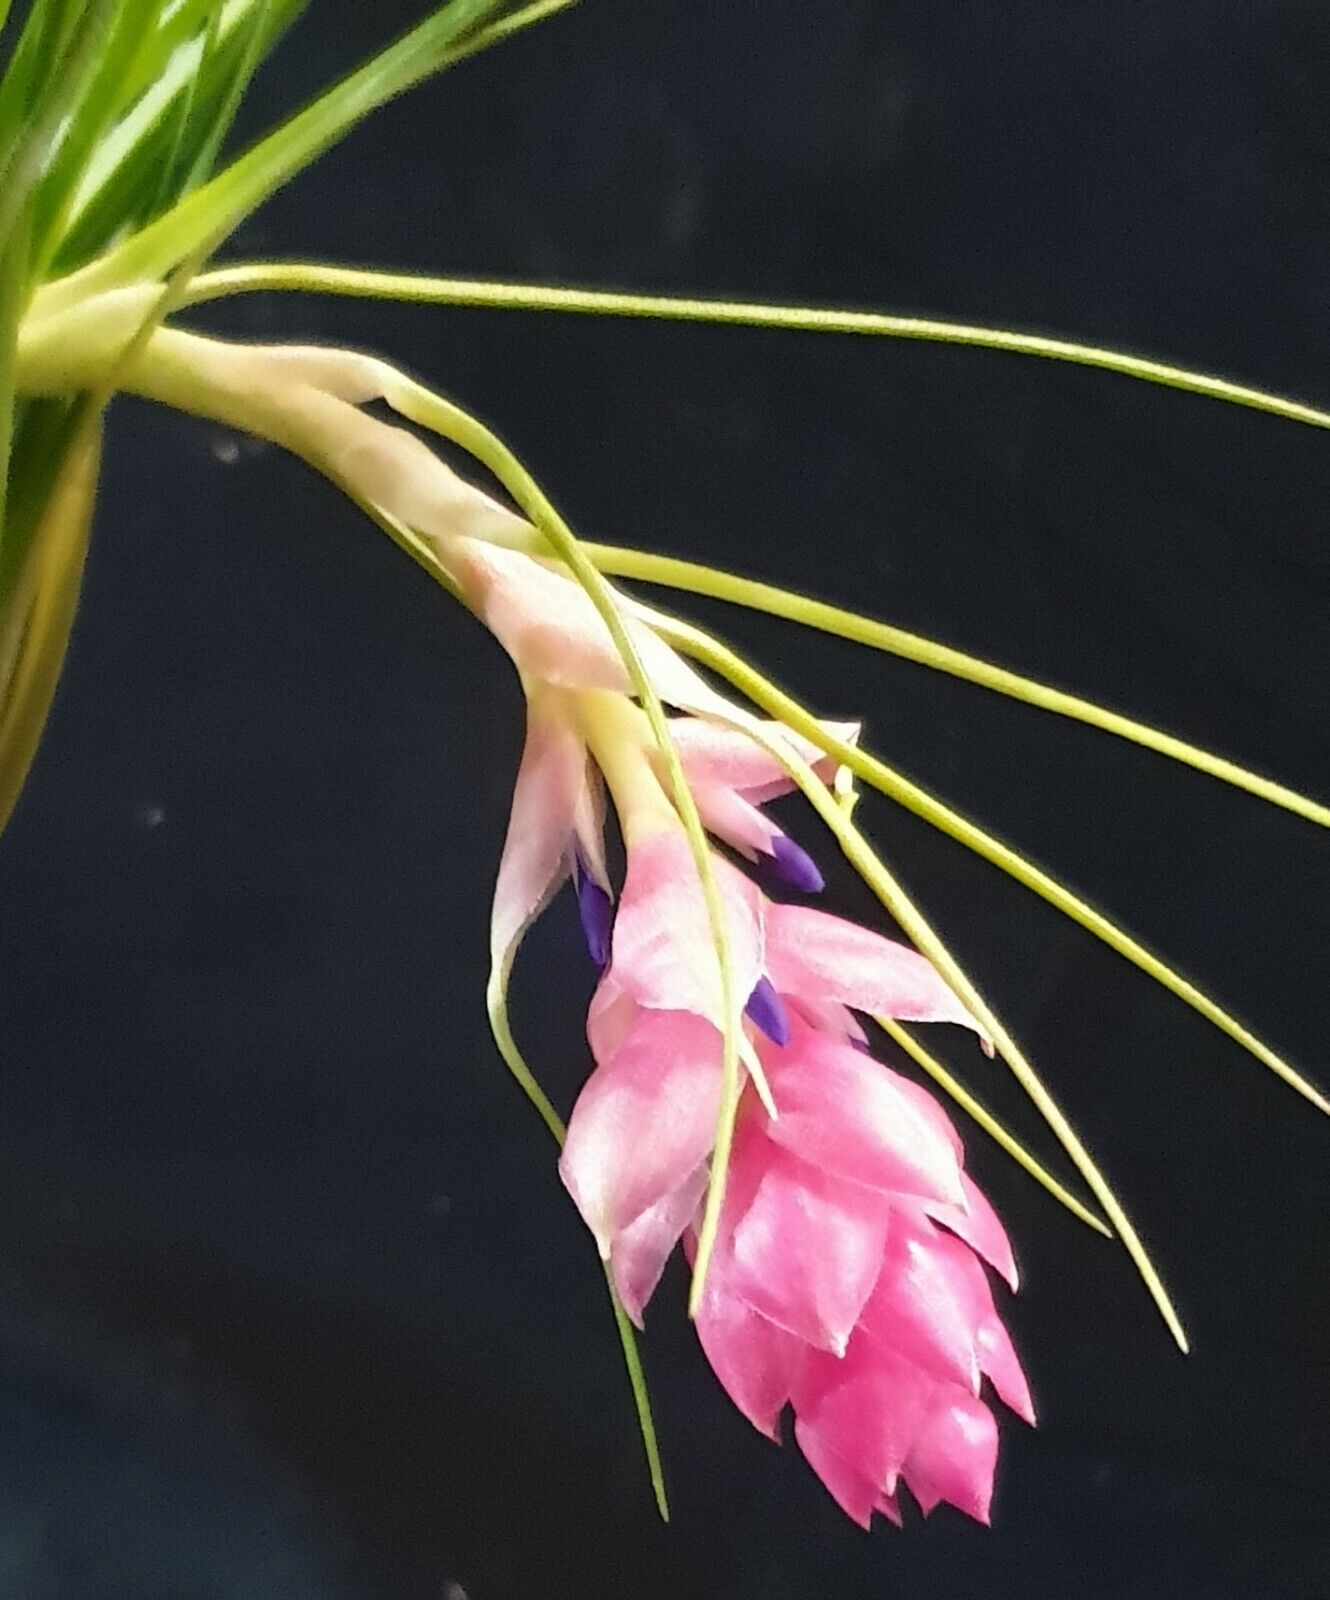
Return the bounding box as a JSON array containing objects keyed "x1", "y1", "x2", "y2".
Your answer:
[
  {"x1": 582, "y1": 544, "x2": 1330, "y2": 831},
  {"x1": 173, "y1": 263, "x2": 1330, "y2": 433}
]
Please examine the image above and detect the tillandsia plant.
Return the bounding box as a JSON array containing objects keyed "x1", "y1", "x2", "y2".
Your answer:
[{"x1": 1, "y1": 0, "x2": 1327, "y2": 1532}]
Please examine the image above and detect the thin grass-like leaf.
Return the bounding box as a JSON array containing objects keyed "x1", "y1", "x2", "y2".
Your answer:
[
  {"x1": 43, "y1": 0, "x2": 571, "y2": 306},
  {"x1": 176, "y1": 265, "x2": 1330, "y2": 434},
  {"x1": 27, "y1": 1, "x2": 170, "y2": 280},
  {"x1": 116, "y1": 0, "x2": 250, "y2": 112},
  {"x1": 0, "y1": 394, "x2": 77, "y2": 606},
  {"x1": 875, "y1": 1015, "x2": 1110, "y2": 1236},
  {"x1": 138, "y1": 0, "x2": 226, "y2": 226},
  {"x1": 57, "y1": 0, "x2": 308, "y2": 264},
  {"x1": 0, "y1": 202, "x2": 31, "y2": 541},
  {"x1": 173, "y1": 0, "x2": 272, "y2": 198},
  {"x1": 0, "y1": 0, "x2": 120, "y2": 257},
  {"x1": 0, "y1": 0, "x2": 73, "y2": 176},
  {"x1": 648, "y1": 612, "x2": 1329, "y2": 1116},
  {"x1": 581, "y1": 545, "x2": 1330, "y2": 831}
]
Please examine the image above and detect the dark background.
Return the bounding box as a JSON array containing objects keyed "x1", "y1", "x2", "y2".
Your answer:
[{"x1": 0, "y1": 1, "x2": 1327, "y2": 1595}]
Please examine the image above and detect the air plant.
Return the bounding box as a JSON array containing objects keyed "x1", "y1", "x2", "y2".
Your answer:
[{"x1": 1, "y1": 0, "x2": 1325, "y2": 1530}]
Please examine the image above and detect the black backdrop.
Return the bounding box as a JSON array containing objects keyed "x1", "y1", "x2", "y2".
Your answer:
[{"x1": 0, "y1": 2, "x2": 1327, "y2": 1596}]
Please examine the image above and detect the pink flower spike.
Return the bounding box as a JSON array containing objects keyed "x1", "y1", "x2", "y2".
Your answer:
[
  {"x1": 858, "y1": 1211, "x2": 983, "y2": 1393},
  {"x1": 787, "y1": 994, "x2": 870, "y2": 1047},
  {"x1": 792, "y1": 1417, "x2": 883, "y2": 1529},
  {"x1": 760, "y1": 1020, "x2": 966, "y2": 1206},
  {"x1": 977, "y1": 1312, "x2": 1037, "y2": 1426},
  {"x1": 764, "y1": 903, "x2": 980, "y2": 1034},
  {"x1": 928, "y1": 1232, "x2": 1036, "y2": 1425},
  {"x1": 585, "y1": 971, "x2": 637, "y2": 1065},
  {"x1": 689, "y1": 783, "x2": 781, "y2": 859},
  {"x1": 901, "y1": 1391, "x2": 1000, "y2": 1525},
  {"x1": 876, "y1": 1491, "x2": 905, "y2": 1529}
]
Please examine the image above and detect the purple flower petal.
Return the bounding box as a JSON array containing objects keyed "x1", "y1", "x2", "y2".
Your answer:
[
  {"x1": 769, "y1": 833, "x2": 825, "y2": 895},
  {"x1": 746, "y1": 975, "x2": 791, "y2": 1046},
  {"x1": 573, "y1": 854, "x2": 613, "y2": 966}
]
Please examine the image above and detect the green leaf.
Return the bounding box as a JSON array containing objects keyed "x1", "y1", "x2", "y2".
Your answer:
[
  {"x1": 114, "y1": 0, "x2": 299, "y2": 115},
  {"x1": 134, "y1": 0, "x2": 228, "y2": 228},
  {"x1": 45, "y1": 1, "x2": 308, "y2": 273},
  {"x1": 126, "y1": 0, "x2": 311, "y2": 214},
  {"x1": 0, "y1": 199, "x2": 31, "y2": 543},
  {"x1": 172, "y1": 0, "x2": 274, "y2": 198},
  {"x1": 0, "y1": 0, "x2": 120, "y2": 261},
  {"x1": 0, "y1": 1, "x2": 78, "y2": 174},
  {"x1": 0, "y1": 393, "x2": 76, "y2": 607},
  {"x1": 26, "y1": 0, "x2": 170, "y2": 282},
  {"x1": 51, "y1": 0, "x2": 556, "y2": 297},
  {"x1": 113, "y1": 0, "x2": 231, "y2": 110},
  {"x1": 0, "y1": 404, "x2": 100, "y2": 835}
]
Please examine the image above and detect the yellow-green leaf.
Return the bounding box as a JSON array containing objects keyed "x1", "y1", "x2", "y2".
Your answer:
[{"x1": 0, "y1": 414, "x2": 101, "y2": 833}]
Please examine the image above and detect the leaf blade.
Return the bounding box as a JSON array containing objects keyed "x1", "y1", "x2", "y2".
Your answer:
[
  {"x1": 0, "y1": 410, "x2": 101, "y2": 833},
  {"x1": 48, "y1": 0, "x2": 554, "y2": 298}
]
